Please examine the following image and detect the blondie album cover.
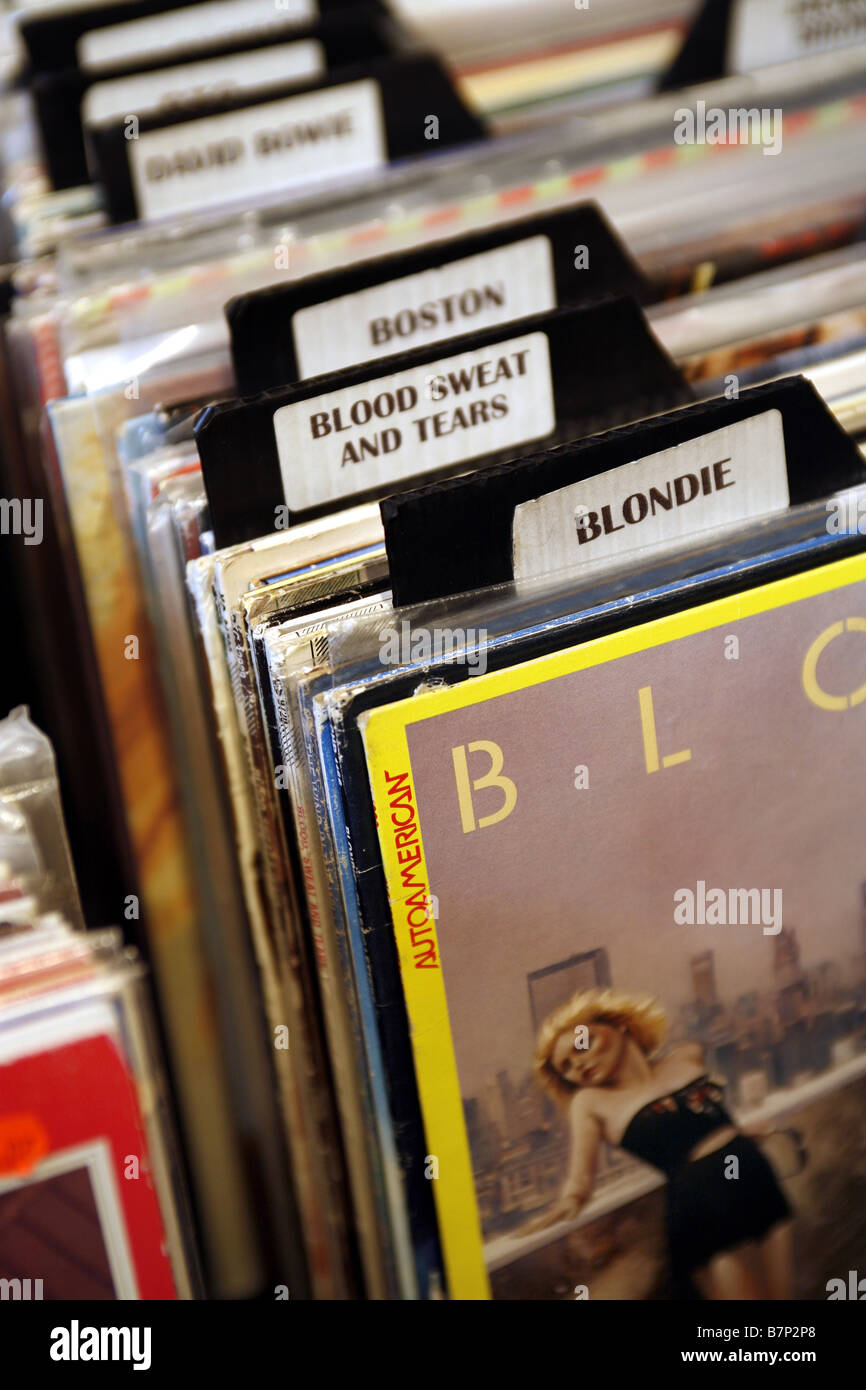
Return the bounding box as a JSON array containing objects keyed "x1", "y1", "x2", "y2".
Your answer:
[{"x1": 362, "y1": 551, "x2": 866, "y2": 1299}]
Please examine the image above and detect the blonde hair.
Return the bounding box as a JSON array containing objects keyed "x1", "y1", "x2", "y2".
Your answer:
[{"x1": 534, "y1": 988, "x2": 668, "y2": 1107}]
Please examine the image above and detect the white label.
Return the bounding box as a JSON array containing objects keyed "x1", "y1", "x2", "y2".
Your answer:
[
  {"x1": 83, "y1": 40, "x2": 325, "y2": 127},
  {"x1": 728, "y1": 0, "x2": 866, "y2": 73},
  {"x1": 78, "y1": 0, "x2": 317, "y2": 73},
  {"x1": 512, "y1": 411, "x2": 790, "y2": 582},
  {"x1": 292, "y1": 236, "x2": 556, "y2": 378},
  {"x1": 274, "y1": 330, "x2": 556, "y2": 513},
  {"x1": 21, "y1": 0, "x2": 139, "y2": 9},
  {"x1": 129, "y1": 79, "x2": 385, "y2": 221}
]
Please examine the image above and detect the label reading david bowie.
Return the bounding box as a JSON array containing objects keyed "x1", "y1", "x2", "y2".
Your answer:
[
  {"x1": 292, "y1": 236, "x2": 556, "y2": 378},
  {"x1": 129, "y1": 78, "x2": 385, "y2": 220},
  {"x1": 274, "y1": 330, "x2": 556, "y2": 513},
  {"x1": 512, "y1": 410, "x2": 789, "y2": 581}
]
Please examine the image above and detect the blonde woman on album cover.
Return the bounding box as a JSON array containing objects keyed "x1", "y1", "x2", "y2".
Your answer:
[{"x1": 526, "y1": 989, "x2": 794, "y2": 1299}]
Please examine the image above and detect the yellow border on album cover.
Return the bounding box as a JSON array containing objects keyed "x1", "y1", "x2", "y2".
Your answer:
[{"x1": 359, "y1": 550, "x2": 866, "y2": 1300}]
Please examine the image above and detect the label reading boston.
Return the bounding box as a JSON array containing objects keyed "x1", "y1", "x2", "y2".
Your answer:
[
  {"x1": 512, "y1": 410, "x2": 789, "y2": 581},
  {"x1": 274, "y1": 330, "x2": 555, "y2": 513},
  {"x1": 292, "y1": 237, "x2": 556, "y2": 378}
]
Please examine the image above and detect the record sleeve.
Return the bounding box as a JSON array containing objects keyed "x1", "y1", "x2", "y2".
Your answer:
[{"x1": 357, "y1": 543, "x2": 866, "y2": 1298}]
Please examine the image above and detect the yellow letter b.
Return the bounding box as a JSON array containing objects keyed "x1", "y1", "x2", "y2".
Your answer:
[{"x1": 452, "y1": 740, "x2": 517, "y2": 833}]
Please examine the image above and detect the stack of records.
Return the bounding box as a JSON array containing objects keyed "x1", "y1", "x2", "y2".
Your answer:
[{"x1": 0, "y1": 907, "x2": 198, "y2": 1302}]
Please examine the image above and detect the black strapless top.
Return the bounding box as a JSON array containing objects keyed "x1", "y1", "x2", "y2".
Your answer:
[{"x1": 619, "y1": 1075, "x2": 734, "y2": 1174}]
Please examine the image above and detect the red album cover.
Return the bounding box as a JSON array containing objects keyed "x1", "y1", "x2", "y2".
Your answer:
[{"x1": 0, "y1": 1030, "x2": 177, "y2": 1299}]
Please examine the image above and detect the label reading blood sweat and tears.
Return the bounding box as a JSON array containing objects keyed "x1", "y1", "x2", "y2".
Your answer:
[
  {"x1": 83, "y1": 40, "x2": 325, "y2": 127},
  {"x1": 129, "y1": 77, "x2": 385, "y2": 220},
  {"x1": 291, "y1": 236, "x2": 556, "y2": 378},
  {"x1": 274, "y1": 330, "x2": 556, "y2": 513},
  {"x1": 512, "y1": 410, "x2": 789, "y2": 581}
]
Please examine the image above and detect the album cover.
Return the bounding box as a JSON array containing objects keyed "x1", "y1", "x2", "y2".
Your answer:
[
  {"x1": 358, "y1": 547, "x2": 866, "y2": 1298},
  {"x1": 0, "y1": 1012, "x2": 179, "y2": 1298}
]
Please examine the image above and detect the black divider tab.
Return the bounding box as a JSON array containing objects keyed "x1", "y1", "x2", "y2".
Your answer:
[
  {"x1": 381, "y1": 376, "x2": 865, "y2": 606},
  {"x1": 657, "y1": 0, "x2": 844, "y2": 89},
  {"x1": 33, "y1": 5, "x2": 405, "y2": 191},
  {"x1": 196, "y1": 296, "x2": 689, "y2": 550},
  {"x1": 658, "y1": 0, "x2": 734, "y2": 90},
  {"x1": 227, "y1": 203, "x2": 653, "y2": 393},
  {"x1": 87, "y1": 51, "x2": 486, "y2": 224},
  {"x1": 20, "y1": 0, "x2": 369, "y2": 73}
]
